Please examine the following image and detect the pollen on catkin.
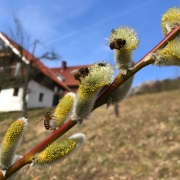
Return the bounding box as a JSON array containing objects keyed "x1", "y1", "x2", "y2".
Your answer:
[
  {"x1": 32, "y1": 133, "x2": 86, "y2": 166},
  {"x1": 50, "y1": 92, "x2": 75, "y2": 129},
  {"x1": 168, "y1": 38, "x2": 180, "y2": 58},
  {"x1": 152, "y1": 39, "x2": 180, "y2": 66},
  {"x1": 71, "y1": 62, "x2": 115, "y2": 121},
  {"x1": 161, "y1": 7, "x2": 180, "y2": 35},
  {"x1": 108, "y1": 26, "x2": 139, "y2": 74},
  {"x1": 0, "y1": 118, "x2": 28, "y2": 170}
]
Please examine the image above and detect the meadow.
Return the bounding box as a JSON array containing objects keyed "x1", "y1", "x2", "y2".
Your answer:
[{"x1": 0, "y1": 89, "x2": 180, "y2": 180}]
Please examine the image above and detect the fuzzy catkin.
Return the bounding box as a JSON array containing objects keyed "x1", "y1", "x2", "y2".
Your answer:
[
  {"x1": 152, "y1": 39, "x2": 180, "y2": 67},
  {"x1": 71, "y1": 63, "x2": 114, "y2": 121},
  {"x1": 107, "y1": 61, "x2": 135, "y2": 107},
  {"x1": 108, "y1": 26, "x2": 139, "y2": 73},
  {"x1": 161, "y1": 7, "x2": 180, "y2": 35},
  {"x1": 32, "y1": 133, "x2": 86, "y2": 166},
  {"x1": 0, "y1": 118, "x2": 27, "y2": 169},
  {"x1": 152, "y1": 7, "x2": 180, "y2": 67},
  {"x1": 51, "y1": 92, "x2": 75, "y2": 129}
]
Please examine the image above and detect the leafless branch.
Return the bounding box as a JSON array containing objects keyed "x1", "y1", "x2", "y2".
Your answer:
[{"x1": 38, "y1": 51, "x2": 59, "y2": 60}]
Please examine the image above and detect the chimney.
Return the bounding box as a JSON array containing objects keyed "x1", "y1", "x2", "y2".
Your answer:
[{"x1": 61, "y1": 61, "x2": 67, "y2": 72}]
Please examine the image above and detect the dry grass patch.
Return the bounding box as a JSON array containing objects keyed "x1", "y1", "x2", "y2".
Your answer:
[{"x1": 0, "y1": 90, "x2": 180, "y2": 180}]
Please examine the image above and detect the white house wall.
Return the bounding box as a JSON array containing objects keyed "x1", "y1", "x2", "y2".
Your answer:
[
  {"x1": 0, "y1": 88, "x2": 23, "y2": 111},
  {"x1": 27, "y1": 80, "x2": 53, "y2": 109},
  {"x1": 0, "y1": 80, "x2": 54, "y2": 112}
]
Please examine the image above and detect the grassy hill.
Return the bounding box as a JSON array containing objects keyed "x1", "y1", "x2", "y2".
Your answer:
[{"x1": 0, "y1": 89, "x2": 180, "y2": 180}]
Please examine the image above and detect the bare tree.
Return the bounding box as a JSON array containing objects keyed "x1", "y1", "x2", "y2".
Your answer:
[{"x1": 7, "y1": 16, "x2": 59, "y2": 118}]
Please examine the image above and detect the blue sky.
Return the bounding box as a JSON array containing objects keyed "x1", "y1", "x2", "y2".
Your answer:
[{"x1": 0, "y1": 0, "x2": 180, "y2": 87}]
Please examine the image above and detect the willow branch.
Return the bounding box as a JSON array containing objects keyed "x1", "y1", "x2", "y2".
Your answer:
[
  {"x1": 4, "y1": 120, "x2": 77, "y2": 179},
  {"x1": 2, "y1": 24, "x2": 180, "y2": 180},
  {"x1": 94, "y1": 24, "x2": 180, "y2": 108}
]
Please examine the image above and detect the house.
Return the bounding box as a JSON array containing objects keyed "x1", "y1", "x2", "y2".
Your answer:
[
  {"x1": 0, "y1": 32, "x2": 71, "y2": 112},
  {"x1": 50, "y1": 61, "x2": 89, "y2": 93}
]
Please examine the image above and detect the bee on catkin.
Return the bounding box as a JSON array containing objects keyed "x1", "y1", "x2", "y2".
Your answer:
[
  {"x1": 71, "y1": 67, "x2": 89, "y2": 82},
  {"x1": 71, "y1": 62, "x2": 115, "y2": 122},
  {"x1": 108, "y1": 26, "x2": 139, "y2": 75}
]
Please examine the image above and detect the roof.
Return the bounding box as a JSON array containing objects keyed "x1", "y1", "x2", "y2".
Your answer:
[
  {"x1": 0, "y1": 32, "x2": 71, "y2": 91},
  {"x1": 51, "y1": 64, "x2": 89, "y2": 86}
]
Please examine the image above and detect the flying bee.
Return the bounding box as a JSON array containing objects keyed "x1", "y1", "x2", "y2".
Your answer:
[
  {"x1": 36, "y1": 111, "x2": 56, "y2": 130},
  {"x1": 109, "y1": 38, "x2": 126, "y2": 50},
  {"x1": 71, "y1": 67, "x2": 89, "y2": 82}
]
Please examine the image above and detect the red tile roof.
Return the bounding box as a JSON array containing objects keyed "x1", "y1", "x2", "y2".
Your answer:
[
  {"x1": 50, "y1": 62, "x2": 90, "y2": 86},
  {"x1": 0, "y1": 32, "x2": 71, "y2": 91}
]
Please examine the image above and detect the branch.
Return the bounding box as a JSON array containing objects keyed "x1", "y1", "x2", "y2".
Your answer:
[
  {"x1": 31, "y1": 40, "x2": 40, "y2": 56},
  {"x1": 38, "y1": 51, "x2": 59, "y2": 60},
  {"x1": 29, "y1": 42, "x2": 59, "y2": 66},
  {"x1": 94, "y1": 24, "x2": 180, "y2": 109},
  {"x1": 2, "y1": 24, "x2": 180, "y2": 180}
]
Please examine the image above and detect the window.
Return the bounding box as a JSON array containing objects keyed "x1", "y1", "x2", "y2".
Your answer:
[
  {"x1": 54, "y1": 86, "x2": 58, "y2": 92},
  {"x1": 39, "y1": 92, "x2": 44, "y2": 102},
  {"x1": 56, "y1": 73, "x2": 65, "y2": 81},
  {"x1": 13, "y1": 88, "x2": 19, "y2": 96}
]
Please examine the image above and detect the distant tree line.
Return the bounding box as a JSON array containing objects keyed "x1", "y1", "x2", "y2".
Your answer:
[{"x1": 129, "y1": 77, "x2": 180, "y2": 96}]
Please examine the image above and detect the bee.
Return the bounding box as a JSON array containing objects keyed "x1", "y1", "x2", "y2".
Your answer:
[
  {"x1": 71, "y1": 67, "x2": 89, "y2": 82},
  {"x1": 109, "y1": 38, "x2": 126, "y2": 50},
  {"x1": 36, "y1": 111, "x2": 55, "y2": 130},
  {"x1": 98, "y1": 62, "x2": 106, "y2": 66},
  {"x1": 111, "y1": 28, "x2": 116, "y2": 33}
]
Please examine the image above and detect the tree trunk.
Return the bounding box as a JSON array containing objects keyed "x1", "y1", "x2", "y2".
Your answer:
[{"x1": 22, "y1": 79, "x2": 29, "y2": 118}]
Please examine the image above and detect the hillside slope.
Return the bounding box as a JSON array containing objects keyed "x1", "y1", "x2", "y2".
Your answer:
[{"x1": 0, "y1": 90, "x2": 180, "y2": 180}]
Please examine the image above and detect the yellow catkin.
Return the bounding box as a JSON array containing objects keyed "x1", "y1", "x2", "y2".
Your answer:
[
  {"x1": 107, "y1": 26, "x2": 139, "y2": 73},
  {"x1": 36, "y1": 139, "x2": 76, "y2": 165},
  {"x1": 79, "y1": 63, "x2": 114, "y2": 91},
  {"x1": 55, "y1": 95, "x2": 73, "y2": 120},
  {"x1": 53, "y1": 93, "x2": 75, "y2": 128},
  {"x1": 3, "y1": 120, "x2": 23, "y2": 149},
  {"x1": 109, "y1": 26, "x2": 139, "y2": 51},
  {"x1": 79, "y1": 83, "x2": 109, "y2": 99},
  {"x1": 152, "y1": 40, "x2": 180, "y2": 67},
  {"x1": 161, "y1": 7, "x2": 180, "y2": 35},
  {"x1": 1, "y1": 118, "x2": 27, "y2": 169},
  {"x1": 72, "y1": 62, "x2": 114, "y2": 121},
  {"x1": 168, "y1": 38, "x2": 180, "y2": 58}
]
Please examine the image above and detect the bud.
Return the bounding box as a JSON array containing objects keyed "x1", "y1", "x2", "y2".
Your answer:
[
  {"x1": 50, "y1": 92, "x2": 75, "y2": 129},
  {"x1": 72, "y1": 62, "x2": 114, "y2": 121},
  {"x1": 0, "y1": 118, "x2": 28, "y2": 170},
  {"x1": 108, "y1": 26, "x2": 139, "y2": 74},
  {"x1": 31, "y1": 133, "x2": 86, "y2": 166}
]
